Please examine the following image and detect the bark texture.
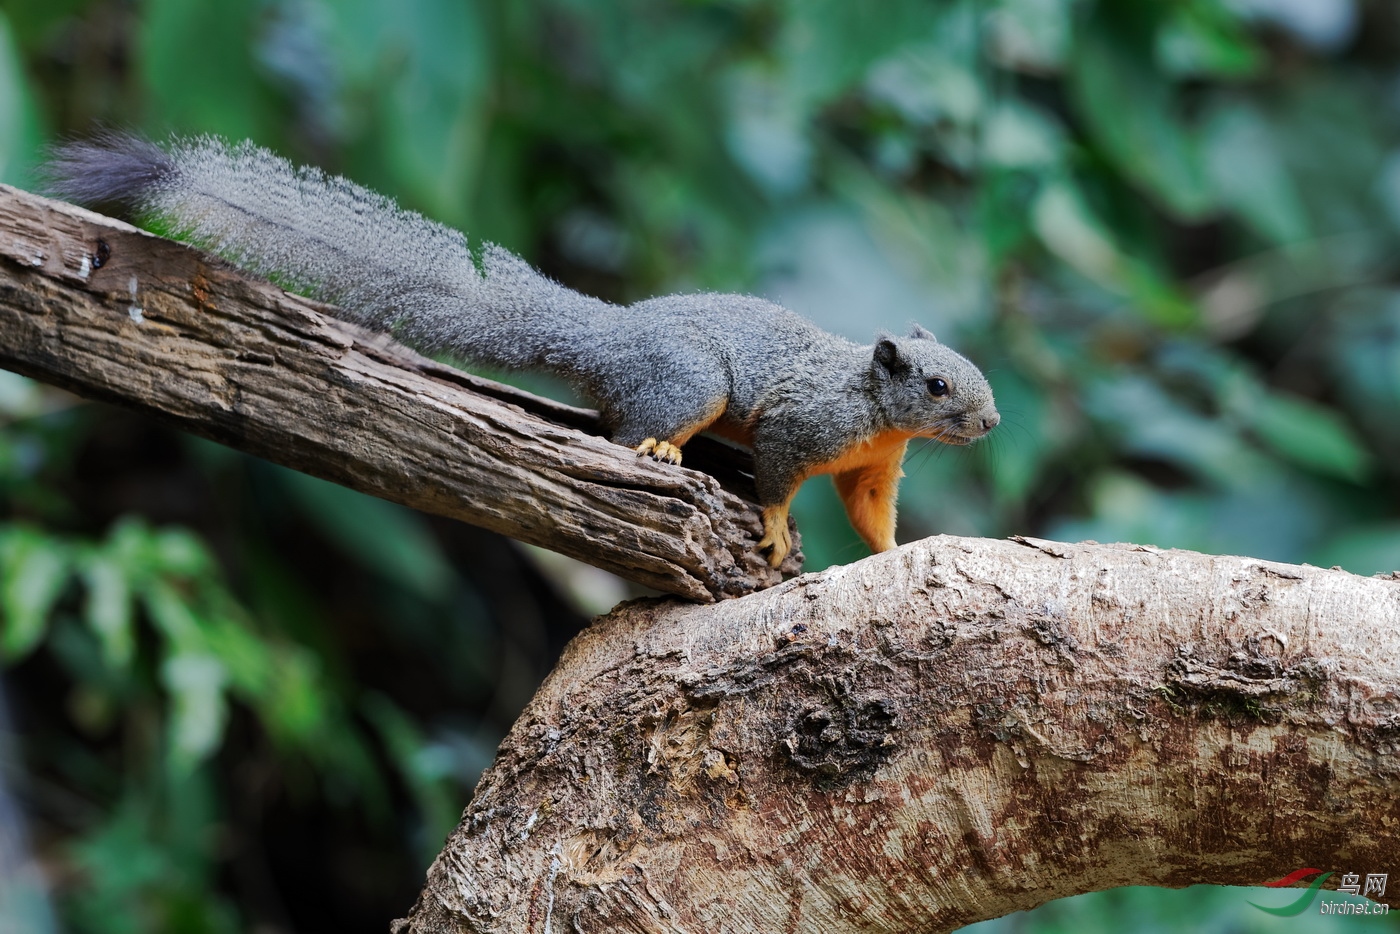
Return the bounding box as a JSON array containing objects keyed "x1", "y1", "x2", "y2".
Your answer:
[
  {"x1": 398, "y1": 535, "x2": 1400, "y2": 933},
  {"x1": 0, "y1": 184, "x2": 800, "y2": 600}
]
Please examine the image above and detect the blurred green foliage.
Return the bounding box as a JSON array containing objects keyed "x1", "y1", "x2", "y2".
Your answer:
[{"x1": 0, "y1": 0, "x2": 1398, "y2": 931}]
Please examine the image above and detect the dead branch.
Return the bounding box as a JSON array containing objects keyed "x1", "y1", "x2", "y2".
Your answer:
[{"x1": 0, "y1": 184, "x2": 800, "y2": 601}]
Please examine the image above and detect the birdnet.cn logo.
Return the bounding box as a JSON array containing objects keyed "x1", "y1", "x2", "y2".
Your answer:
[{"x1": 1249, "y1": 868, "x2": 1390, "y2": 916}]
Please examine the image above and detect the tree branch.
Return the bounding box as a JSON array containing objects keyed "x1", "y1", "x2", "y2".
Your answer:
[
  {"x1": 0, "y1": 184, "x2": 801, "y2": 601},
  {"x1": 396, "y1": 535, "x2": 1400, "y2": 933}
]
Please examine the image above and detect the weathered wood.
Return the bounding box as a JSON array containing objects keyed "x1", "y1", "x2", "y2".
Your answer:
[
  {"x1": 0, "y1": 184, "x2": 801, "y2": 601},
  {"x1": 397, "y1": 535, "x2": 1400, "y2": 933}
]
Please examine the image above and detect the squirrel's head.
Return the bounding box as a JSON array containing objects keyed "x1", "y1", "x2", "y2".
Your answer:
[{"x1": 869, "y1": 325, "x2": 999, "y2": 444}]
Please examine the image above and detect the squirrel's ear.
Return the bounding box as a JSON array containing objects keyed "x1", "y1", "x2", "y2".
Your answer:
[
  {"x1": 873, "y1": 335, "x2": 908, "y2": 375},
  {"x1": 907, "y1": 323, "x2": 937, "y2": 341}
]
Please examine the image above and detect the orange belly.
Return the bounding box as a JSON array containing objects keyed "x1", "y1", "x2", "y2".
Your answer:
[
  {"x1": 809, "y1": 429, "x2": 913, "y2": 478},
  {"x1": 708, "y1": 415, "x2": 757, "y2": 448}
]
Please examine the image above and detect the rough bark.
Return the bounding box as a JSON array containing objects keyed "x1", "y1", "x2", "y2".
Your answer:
[
  {"x1": 397, "y1": 535, "x2": 1400, "y2": 933},
  {"x1": 0, "y1": 183, "x2": 801, "y2": 601}
]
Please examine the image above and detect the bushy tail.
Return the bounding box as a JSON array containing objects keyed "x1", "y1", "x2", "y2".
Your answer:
[{"x1": 43, "y1": 132, "x2": 608, "y2": 369}]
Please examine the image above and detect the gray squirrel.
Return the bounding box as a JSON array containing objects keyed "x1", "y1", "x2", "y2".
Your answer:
[{"x1": 45, "y1": 133, "x2": 999, "y2": 568}]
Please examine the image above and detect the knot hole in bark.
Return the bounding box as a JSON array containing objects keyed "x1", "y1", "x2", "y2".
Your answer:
[{"x1": 779, "y1": 675, "x2": 901, "y2": 786}]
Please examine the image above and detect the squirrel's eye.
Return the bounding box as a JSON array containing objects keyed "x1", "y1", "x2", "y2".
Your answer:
[{"x1": 927, "y1": 377, "x2": 950, "y2": 397}]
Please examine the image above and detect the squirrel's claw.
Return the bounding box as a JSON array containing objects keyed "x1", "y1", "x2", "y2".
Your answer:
[
  {"x1": 757, "y1": 504, "x2": 792, "y2": 568},
  {"x1": 635, "y1": 438, "x2": 683, "y2": 465}
]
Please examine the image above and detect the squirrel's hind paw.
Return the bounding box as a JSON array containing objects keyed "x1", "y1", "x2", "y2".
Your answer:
[
  {"x1": 757, "y1": 505, "x2": 792, "y2": 568},
  {"x1": 634, "y1": 438, "x2": 683, "y2": 465}
]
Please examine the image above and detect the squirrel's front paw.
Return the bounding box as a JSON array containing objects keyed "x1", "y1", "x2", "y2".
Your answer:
[
  {"x1": 757, "y1": 505, "x2": 791, "y2": 568},
  {"x1": 634, "y1": 438, "x2": 683, "y2": 465}
]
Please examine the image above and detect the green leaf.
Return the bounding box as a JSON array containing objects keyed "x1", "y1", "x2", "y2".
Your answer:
[
  {"x1": 1084, "y1": 375, "x2": 1277, "y2": 488},
  {"x1": 1032, "y1": 180, "x2": 1122, "y2": 283},
  {"x1": 322, "y1": 0, "x2": 492, "y2": 225},
  {"x1": 80, "y1": 551, "x2": 134, "y2": 668},
  {"x1": 863, "y1": 18, "x2": 983, "y2": 172},
  {"x1": 161, "y1": 652, "x2": 229, "y2": 773},
  {"x1": 1157, "y1": 4, "x2": 1264, "y2": 79},
  {"x1": 149, "y1": 528, "x2": 214, "y2": 577},
  {"x1": 981, "y1": 100, "x2": 1064, "y2": 169},
  {"x1": 259, "y1": 646, "x2": 328, "y2": 744},
  {"x1": 0, "y1": 527, "x2": 70, "y2": 661},
  {"x1": 985, "y1": 0, "x2": 1071, "y2": 72},
  {"x1": 1328, "y1": 291, "x2": 1400, "y2": 441},
  {"x1": 1248, "y1": 392, "x2": 1372, "y2": 483},
  {"x1": 781, "y1": 0, "x2": 943, "y2": 107},
  {"x1": 2, "y1": 0, "x2": 93, "y2": 49},
  {"x1": 106, "y1": 516, "x2": 159, "y2": 583},
  {"x1": 1031, "y1": 179, "x2": 1197, "y2": 328},
  {"x1": 866, "y1": 45, "x2": 983, "y2": 129},
  {"x1": 141, "y1": 579, "x2": 205, "y2": 653},
  {"x1": 200, "y1": 617, "x2": 273, "y2": 697},
  {"x1": 1202, "y1": 102, "x2": 1309, "y2": 244},
  {"x1": 67, "y1": 800, "x2": 170, "y2": 932},
  {"x1": 976, "y1": 169, "x2": 1036, "y2": 265},
  {"x1": 1069, "y1": 10, "x2": 1213, "y2": 220},
  {"x1": 0, "y1": 12, "x2": 43, "y2": 187},
  {"x1": 137, "y1": 0, "x2": 267, "y2": 140}
]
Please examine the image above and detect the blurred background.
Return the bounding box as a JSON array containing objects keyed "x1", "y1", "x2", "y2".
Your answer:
[{"x1": 0, "y1": 0, "x2": 1397, "y2": 931}]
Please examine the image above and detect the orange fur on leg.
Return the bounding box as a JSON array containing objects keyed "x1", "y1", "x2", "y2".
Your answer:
[{"x1": 833, "y1": 453, "x2": 905, "y2": 553}]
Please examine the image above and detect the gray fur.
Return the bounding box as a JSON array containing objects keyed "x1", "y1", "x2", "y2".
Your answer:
[
  {"x1": 42, "y1": 131, "x2": 176, "y2": 209},
  {"x1": 46, "y1": 133, "x2": 998, "y2": 517}
]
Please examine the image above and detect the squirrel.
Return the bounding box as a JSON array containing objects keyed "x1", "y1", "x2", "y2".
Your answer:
[{"x1": 44, "y1": 133, "x2": 999, "y2": 568}]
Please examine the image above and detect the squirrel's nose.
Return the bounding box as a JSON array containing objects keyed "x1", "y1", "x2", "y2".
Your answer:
[{"x1": 982, "y1": 412, "x2": 1000, "y2": 432}]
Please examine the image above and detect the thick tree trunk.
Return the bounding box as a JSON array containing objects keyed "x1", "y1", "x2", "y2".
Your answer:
[
  {"x1": 396, "y1": 535, "x2": 1400, "y2": 933},
  {"x1": 0, "y1": 184, "x2": 800, "y2": 601}
]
